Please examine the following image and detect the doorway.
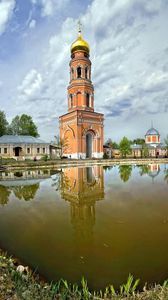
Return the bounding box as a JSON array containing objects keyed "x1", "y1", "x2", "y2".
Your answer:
[
  {"x1": 86, "y1": 133, "x2": 92, "y2": 158},
  {"x1": 14, "y1": 147, "x2": 22, "y2": 157}
]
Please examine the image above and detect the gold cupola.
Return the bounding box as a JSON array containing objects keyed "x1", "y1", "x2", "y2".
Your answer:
[{"x1": 71, "y1": 23, "x2": 90, "y2": 54}]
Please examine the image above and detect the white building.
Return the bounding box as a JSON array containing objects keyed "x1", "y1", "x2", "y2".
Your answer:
[{"x1": 0, "y1": 135, "x2": 50, "y2": 160}]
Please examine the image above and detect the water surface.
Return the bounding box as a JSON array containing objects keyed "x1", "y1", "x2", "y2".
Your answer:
[{"x1": 0, "y1": 164, "x2": 168, "y2": 290}]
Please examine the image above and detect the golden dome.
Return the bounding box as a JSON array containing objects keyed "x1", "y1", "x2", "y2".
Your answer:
[{"x1": 71, "y1": 32, "x2": 90, "y2": 54}]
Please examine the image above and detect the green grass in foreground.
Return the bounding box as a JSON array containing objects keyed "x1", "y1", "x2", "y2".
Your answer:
[{"x1": 1, "y1": 251, "x2": 168, "y2": 300}]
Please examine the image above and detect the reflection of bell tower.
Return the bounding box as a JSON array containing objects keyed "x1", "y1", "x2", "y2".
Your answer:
[
  {"x1": 59, "y1": 23, "x2": 104, "y2": 159},
  {"x1": 61, "y1": 166, "x2": 104, "y2": 245}
]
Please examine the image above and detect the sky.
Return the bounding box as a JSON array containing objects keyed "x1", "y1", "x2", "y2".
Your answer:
[{"x1": 0, "y1": 0, "x2": 168, "y2": 143}]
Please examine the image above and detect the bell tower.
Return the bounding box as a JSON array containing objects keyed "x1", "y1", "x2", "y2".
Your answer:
[
  {"x1": 59, "y1": 23, "x2": 104, "y2": 159},
  {"x1": 68, "y1": 23, "x2": 94, "y2": 113}
]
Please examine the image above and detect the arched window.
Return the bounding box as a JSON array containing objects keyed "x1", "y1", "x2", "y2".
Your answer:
[
  {"x1": 77, "y1": 66, "x2": 82, "y2": 78},
  {"x1": 71, "y1": 68, "x2": 74, "y2": 80},
  {"x1": 70, "y1": 94, "x2": 73, "y2": 107},
  {"x1": 85, "y1": 67, "x2": 88, "y2": 79},
  {"x1": 86, "y1": 93, "x2": 90, "y2": 107}
]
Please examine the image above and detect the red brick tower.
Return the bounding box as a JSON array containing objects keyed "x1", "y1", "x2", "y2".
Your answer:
[{"x1": 59, "y1": 25, "x2": 104, "y2": 159}]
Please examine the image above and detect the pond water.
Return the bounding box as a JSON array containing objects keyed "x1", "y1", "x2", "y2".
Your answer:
[{"x1": 0, "y1": 164, "x2": 168, "y2": 290}]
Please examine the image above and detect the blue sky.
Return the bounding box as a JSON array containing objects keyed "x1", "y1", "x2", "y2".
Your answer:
[{"x1": 0, "y1": 0, "x2": 168, "y2": 142}]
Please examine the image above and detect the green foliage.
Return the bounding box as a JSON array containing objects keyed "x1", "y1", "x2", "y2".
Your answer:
[
  {"x1": 139, "y1": 165, "x2": 150, "y2": 176},
  {"x1": 41, "y1": 154, "x2": 49, "y2": 161},
  {"x1": 0, "y1": 111, "x2": 8, "y2": 136},
  {"x1": 103, "y1": 152, "x2": 109, "y2": 159},
  {"x1": 119, "y1": 136, "x2": 131, "y2": 158},
  {"x1": 1, "y1": 252, "x2": 168, "y2": 300},
  {"x1": 142, "y1": 144, "x2": 149, "y2": 158},
  {"x1": 132, "y1": 138, "x2": 145, "y2": 145},
  {"x1": 164, "y1": 169, "x2": 168, "y2": 184},
  {"x1": 105, "y1": 138, "x2": 119, "y2": 149},
  {"x1": 10, "y1": 114, "x2": 39, "y2": 137},
  {"x1": 119, "y1": 165, "x2": 132, "y2": 182},
  {"x1": 164, "y1": 135, "x2": 168, "y2": 151},
  {"x1": 120, "y1": 273, "x2": 140, "y2": 296}
]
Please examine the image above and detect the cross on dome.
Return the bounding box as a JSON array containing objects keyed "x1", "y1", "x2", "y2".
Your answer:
[{"x1": 78, "y1": 20, "x2": 82, "y2": 34}]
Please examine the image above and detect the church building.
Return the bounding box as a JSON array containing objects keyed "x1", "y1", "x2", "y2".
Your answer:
[{"x1": 59, "y1": 26, "x2": 104, "y2": 159}]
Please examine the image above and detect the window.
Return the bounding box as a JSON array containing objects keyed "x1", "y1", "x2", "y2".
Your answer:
[
  {"x1": 27, "y1": 148, "x2": 30, "y2": 154},
  {"x1": 85, "y1": 67, "x2": 88, "y2": 79},
  {"x1": 43, "y1": 148, "x2": 45, "y2": 154},
  {"x1": 86, "y1": 93, "x2": 90, "y2": 107},
  {"x1": 4, "y1": 148, "x2": 7, "y2": 154},
  {"x1": 37, "y1": 148, "x2": 40, "y2": 154},
  {"x1": 77, "y1": 66, "x2": 81, "y2": 78},
  {"x1": 70, "y1": 94, "x2": 73, "y2": 107},
  {"x1": 71, "y1": 68, "x2": 74, "y2": 79}
]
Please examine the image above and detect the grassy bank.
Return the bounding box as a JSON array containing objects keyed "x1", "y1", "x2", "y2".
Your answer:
[{"x1": 1, "y1": 250, "x2": 168, "y2": 299}]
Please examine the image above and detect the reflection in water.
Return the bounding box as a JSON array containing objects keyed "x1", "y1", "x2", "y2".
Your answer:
[
  {"x1": 164, "y1": 168, "x2": 168, "y2": 184},
  {"x1": 14, "y1": 171, "x2": 23, "y2": 178},
  {"x1": 119, "y1": 165, "x2": 132, "y2": 182},
  {"x1": 103, "y1": 165, "x2": 113, "y2": 172},
  {"x1": 0, "y1": 169, "x2": 54, "y2": 205},
  {"x1": 12, "y1": 184, "x2": 39, "y2": 201},
  {"x1": 60, "y1": 166, "x2": 104, "y2": 245},
  {"x1": 0, "y1": 164, "x2": 168, "y2": 290},
  {"x1": 139, "y1": 165, "x2": 150, "y2": 176},
  {"x1": 148, "y1": 164, "x2": 160, "y2": 183},
  {"x1": 0, "y1": 183, "x2": 39, "y2": 204},
  {"x1": 138, "y1": 164, "x2": 161, "y2": 183},
  {"x1": 0, "y1": 169, "x2": 52, "y2": 181},
  {"x1": 0, "y1": 185, "x2": 11, "y2": 206}
]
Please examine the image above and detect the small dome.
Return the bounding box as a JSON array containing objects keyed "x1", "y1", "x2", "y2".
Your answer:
[
  {"x1": 71, "y1": 32, "x2": 90, "y2": 54},
  {"x1": 145, "y1": 127, "x2": 160, "y2": 136}
]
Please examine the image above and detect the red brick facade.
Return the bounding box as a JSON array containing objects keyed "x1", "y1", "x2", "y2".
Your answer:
[{"x1": 59, "y1": 31, "x2": 104, "y2": 159}]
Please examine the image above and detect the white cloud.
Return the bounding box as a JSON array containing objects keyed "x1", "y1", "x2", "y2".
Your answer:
[
  {"x1": 17, "y1": 69, "x2": 43, "y2": 99},
  {"x1": 0, "y1": 0, "x2": 15, "y2": 35},
  {"x1": 29, "y1": 19, "x2": 36, "y2": 29},
  {"x1": 31, "y1": 0, "x2": 70, "y2": 17},
  {"x1": 1, "y1": 0, "x2": 168, "y2": 142}
]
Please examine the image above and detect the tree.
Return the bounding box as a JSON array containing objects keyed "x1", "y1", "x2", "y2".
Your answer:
[
  {"x1": 54, "y1": 135, "x2": 69, "y2": 157},
  {"x1": 105, "y1": 138, "x2": 119, "y2": 149},
  {"x1": 132, "y1": 138, "x2": 145, "y2": 145},
  {"x1": 119, "y1": 137, "x2": 131, "y2": 158},
  {"x1": 10, "y1": 114, "x2": 39, "y2": 137},
  {"x1": 164, "y1": 135, "x2": 168, "y2": 157},
  {"x1": 0, "y1": 111, "x2": 8, "y2": 136},
  {"x1": 142, "y1": 144, "x2": 149, "y2": 158}
]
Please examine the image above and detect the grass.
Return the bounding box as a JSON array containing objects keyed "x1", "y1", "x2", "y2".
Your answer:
[{"x1": 1, "y1": 250, "x2": 168, "y2": 299}]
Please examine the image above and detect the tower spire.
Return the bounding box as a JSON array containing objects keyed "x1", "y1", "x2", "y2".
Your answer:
[{"x1": 78, "y1": 20, "x2": 82, "y2": 34}]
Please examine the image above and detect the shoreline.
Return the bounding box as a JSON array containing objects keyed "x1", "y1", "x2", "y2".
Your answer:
[
  {"x1": 1, "y1": 249, "x2": 168, "y2": 300},
  {"x1": 1, "y1": 158, "x2": 168, "y2": 171}
]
